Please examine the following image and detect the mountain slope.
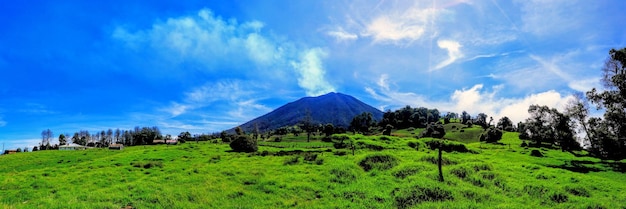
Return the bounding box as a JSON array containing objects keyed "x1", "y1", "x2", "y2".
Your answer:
[{"x1": 235, "y1": 92, "x2": 383, "y2": 132}]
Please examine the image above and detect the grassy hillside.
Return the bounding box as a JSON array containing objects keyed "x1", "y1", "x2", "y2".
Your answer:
[{"x1": 1, "y1": 132, "x2": 626, "y2": 208}]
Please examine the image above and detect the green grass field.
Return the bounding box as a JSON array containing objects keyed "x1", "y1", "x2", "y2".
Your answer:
[{"x1": 2, "y1": 124, "x2": 626, "y2": 208}]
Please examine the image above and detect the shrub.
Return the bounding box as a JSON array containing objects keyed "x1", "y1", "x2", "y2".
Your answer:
[
  {"x1": 565, "y1": 186, "x2": 590, "y2": 197},
  {"x1": 480, "y1": 127, "x2": 503, "y2": 143},
  {"x1": 393, "y1": 185, "x2": 454, "y2": 209},
  {"x1": 283, "y1": 156, "x2": 300, "y2": 165},
  {"x1": 273, "y1": 137, "x2": 282, "y2": 142},
  {"x1": 303, "y1": 153, "x2": 318, "y2": 162},
  {"x1": 358, "y1": 154, "x2": 399, "y2": 172},
  {"x1": 329, "y1": 168, "x2": 356, "y2": 184},
  {"x1": 524, "y1": 185, "x2": 550, "y2": 197},
  {"x1": 321, "y1": 136, "x2": 333, "y2": 142},
  {"x1": 229, "y1": 135, "x2": 258, "y2": 152},
  {"x1": 420, "y1": 122, "x2": 445, "y2": 138},
  {"x1": 530, "y1": 149, "x2": 544, "y2": 157},
  {"x1": 393, "y1": 166, "x2": 422, "y2": 179},
  {"x1": 450, "y1": 167, "x2": 470, "y2": 179},
  {"x1": 550, "y1": 192, "x2": 569, "y2": 203},
  {"x1": 521, "y1": 141, "x2": 528, "y2": 147}
]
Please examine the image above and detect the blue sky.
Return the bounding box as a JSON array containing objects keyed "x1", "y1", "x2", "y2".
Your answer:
[{"x1": 1, "y1": 0, "x2": 625, "y2": 150}]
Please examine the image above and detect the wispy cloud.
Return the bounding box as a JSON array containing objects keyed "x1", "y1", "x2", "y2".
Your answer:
[
  {"x1": 363, "y1": 6, "x2": 440, "y2": 45},
  {"x1": 291, "y1": 48, "x2": 336, "y2": 96},
  {"x1": 432, "y1": 39, "x2": 463, "y2": 71},
  {"x1": 326, "y1": 28, "x2": 358, "y2": 42}
]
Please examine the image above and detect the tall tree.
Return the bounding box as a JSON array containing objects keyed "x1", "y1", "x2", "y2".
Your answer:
[
  {"x1": 58, "y1": 134, "x2": 67, "y2": 146},
  {"x1": 40, "y1": 129, "x2": 53, "y2": 150},
  {"x1": 585, "y1": 47, "x2": 626, "y2": 159},
  {"x1": 300, "y1": 109, "x2": 314, "y2": 142}
]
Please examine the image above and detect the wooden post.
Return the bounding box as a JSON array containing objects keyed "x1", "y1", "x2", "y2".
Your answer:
[{"x1": 438, "y1": 148, "x2": 444, "y2": 182}]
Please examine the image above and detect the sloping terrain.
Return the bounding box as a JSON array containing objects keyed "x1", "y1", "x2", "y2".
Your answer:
[
  {"x1": 1, "y1": 131, "x2": 626, "y2": 208},
  {"x1": 235, "y1": 92, "x2": 383, "y2": 132}
]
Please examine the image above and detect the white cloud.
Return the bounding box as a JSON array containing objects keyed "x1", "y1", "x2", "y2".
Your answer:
[
  {"x1": 291, "y1": 48, "x2": 336, "y2": 96},
  {"x1": 363, "y1": 7, "x2": 441, "y2": 45},
  {"x1": 366, "y1": 77, "x2": 573, "y2": 124},
  {"x1": 432, "y1": 39, "x2": 463, "y2": 71},
  {"x1": 326, "y1": 28, "x2": 358, "y2": 42}
]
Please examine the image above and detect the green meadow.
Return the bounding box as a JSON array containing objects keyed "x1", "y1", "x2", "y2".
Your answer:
[{"x1": 2, "y1": 126, "x2": 626, "y2": 209}]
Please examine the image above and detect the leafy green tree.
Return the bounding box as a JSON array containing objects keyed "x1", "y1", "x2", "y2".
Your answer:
[
  {"x1": 420, "y1": 122, "x2": 445, "y2": 138},
  {"x1": 461, "y1": 111, "x2": 471, "y2": 124},
  {"x1": 497, "y1": 116, "x2": 514, "y2": 131},
  {"x1": 299, "y1": 109, "x2": 315, "y2": 142},
  {"x1": 235, "y1": 126, "x2": 245, "y2": 136},
  {"x1": 521, "y1": 105, "x2": 579, "y2": 151},
  {"x1": 350, "y1": 112, "x2": 376, "y2": 134},
  {"x1": 324, "y1": 123, "x2": 334, "y2": 137},
  {"x1": 178, "y1": 131, "x2": 192, "y2": 143},
  {"x1": 58, "y1": 134, "x2": 67, "y2": 146},
  {"x1": 585, "y1": 47, "x2": 626, "y2": 159},
  {"x1": 480, "y1": 127, "x2": 503, "y2": 143}
]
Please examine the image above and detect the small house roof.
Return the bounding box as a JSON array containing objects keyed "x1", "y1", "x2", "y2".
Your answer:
[{"x1": 60, "y1": 144, "x2": 86, "y2": 147}]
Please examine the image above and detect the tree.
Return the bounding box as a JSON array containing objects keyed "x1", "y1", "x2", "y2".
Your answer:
[
  {"x1": 235, "y1": 126, "x2": 245, "y2": 136},
  {"x1": 32, "y1": 146, "x2": 38, "y2": 152},
  {"x1": 521, "y1": 105, "x2": 579, "y2": 151},
  {"x1": 476, "y1": 113, "x2": 488, "y2": 129},
  {"x1": 178, "y1": 131, "x2": 192, "y2": 143},
  {"x1": 229, "y1": 135, "x2": 258, "y2": 152},
  {"x1": 300, "y1": 109, "x2": 315, "y2": 142},
  {"x1": 461, "y1": 111, "x2": 471, "y2": 124},
  {"x1": 23, "y1": 147, "x2": 29, "y2": 152},
  {"x1": 584, "y1": 47, "x2": 626, "y2": 159},
  {"x1": 480, "y1": 127, "x2": 503, "y2": 143},
  {"x1": 41, "y1": 129, "x2": 53, "y2": 150},
  {"x1": 420, "y1": 122, "x2": 446, "y2": 139},
  {"x1": 497, "y1": 116, "x2": 514, "y2": 131},
  {"x1": 16, "y1": 148, "x2": 22, "y2": 152},
  {"x1": 58, "y1": 134, "x2": 67, "y2": 146},
  {"x1": 350, "y1": 112, "x2": 376, "y2": 134},
  {"x1": 324, "y1": 123, "x2": 334, "y2": 137},
  {"x1": 114, "y1": 129, "x2": 121, "y2": 143}
]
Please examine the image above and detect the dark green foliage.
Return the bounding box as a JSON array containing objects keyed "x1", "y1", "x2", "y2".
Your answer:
[
  {"x1": 358, "y1": 154, "x2": 399, "y2": 172},
  {"x1": 393, "y1": 185, "x2": 454, "y2": 209},
  {"x1": 565, "y1": 186, "x2": 590, "y2": 197},
  {"x1": 530, "y1": 149, "x2": 544, "y2": 157},
  {"x1": 480, "y1": 127, "x2": 503, "y2": 143},
  {"x1": 407, "y1": 140, "x2": 426, "y2": 151},
  {"x1": 283, "y1": 156, "x2": 300, "y2": 165},
  {"x1": 383, "y1": 124, "x2": 393, "y2": 136},
  {"x1": 379, "y1": 106, "x2": 440, "y2": 129},
  {"x1": 229, "y1": 135, "x2": 258, "y2": 152},
  {"x1": 130, "y1": 161, "x2": 163, "y2": 169},
  {"x1": 497, "y1": 116, "x2": 515, "y2": 131},
  {"x1": 350, "y1": 112, "x2": 376, "y2": 133},
  {"x1": 550, "y1": 192, "x2": 569, "y2": 203},
  {"x1": 392, "y1": 166, "x2": 422, "y2": 179},
  {"x1": 520, "y1": 105, "x2": 579, "y2": 151},
  {"x1": 324, "y1": 123, "x2": 334, "y2": 137},
  {"x1": 524, "y1": 185, "x2": 550, "y2": 197},
  {"x1": 450, "y1": 167, "x2": 470, "y2": 179},
  {"x1": 329, "y1": 168, "x2": 356, "y2": 184},
  {"x1": 420, "y1": 122, "x2": 445, "y2": 138},
  {"x1": 585, "y1": 47, "x2": 626, "y2": 160}
]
